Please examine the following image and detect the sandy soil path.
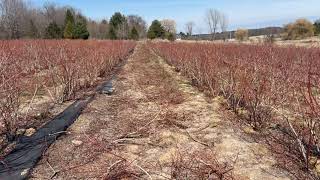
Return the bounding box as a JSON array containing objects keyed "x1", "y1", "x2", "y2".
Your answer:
[{"x1": 31, "y1": 42, "x2": 291, "y2": 180}]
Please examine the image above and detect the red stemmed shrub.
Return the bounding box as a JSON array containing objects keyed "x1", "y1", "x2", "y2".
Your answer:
[
  {"x1": 0, "y1": 40, "x2": 135, "y2": 143},
  {"x1": 150, "y1": 41, "x2": 320, "y2": 171}
]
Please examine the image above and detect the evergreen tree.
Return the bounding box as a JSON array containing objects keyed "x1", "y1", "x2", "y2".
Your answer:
[
  {"x1": 63, "y1": 9, "x2": 75, "y2": 39},
  {"x1": 74, "y1": 16, "x2": 90, "y2": 39},
  {"x1": 147, "y1": 20, "x2": 165, "y2": 39},
  {"x1": 167, "y1": 32, "x2": 176, "y2": 41},
  {"x1": 108, "y1": 27, "x2": 117, "y2": 40},
  {"x1": 147, "y1": 31, "x2": 156, "y2": 40},
  {"x1": 179, "y1": 32, "x2": 186, "y2": 38},
  {"x1": 129, "y1": 27, "x2": 139, "y2": 40},
  {"x1": 108, "y1": 12, "x2": 127, "y2": 39},
  {"x1": 109, "y1": 12, "x2": 126, "y2": 29},
  {"x1": 64, "y1": 9, "x2": 75, "y2": 26},
  {"x1": 314, "y1": 19, "x2": 320, "y2": 35},
  {"x1": 45, "y1": 22, "x2": 62, "y2": 39},
  {"x1": 74, "y1": 22, "x2": 89, "y2": 39},
  {"x1": 64, "y1": 21, "x2": 74, "y2": 39},
  {"x1": 101, "y1": 19, "x2": 108, "y2": 25}
]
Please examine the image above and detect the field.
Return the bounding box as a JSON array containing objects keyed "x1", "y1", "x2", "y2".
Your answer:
[
  {"x1": 0, "y1": 40, "x2": 135, "y2": 149},
  {"x1": 151, "y1": 42, "x2": 320, "y2": 157},
  {"x1": 178, "y1": 36, "x2": 320, "y2": 48},
  {"x1": 1, "y1": 40, "x2": 320, "y2": 179},
  {"x1": 246, "y1": 36, "x2": 320, "y2": 47}
]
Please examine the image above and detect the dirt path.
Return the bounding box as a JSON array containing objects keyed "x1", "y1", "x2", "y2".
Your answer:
[{"x1": 31, "y1": 42, "x2": 291, "y2": 179}]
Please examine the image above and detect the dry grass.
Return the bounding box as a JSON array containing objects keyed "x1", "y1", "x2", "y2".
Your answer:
[{"x1": 165, "y1": 148, "x2": 234, "y2": 179}]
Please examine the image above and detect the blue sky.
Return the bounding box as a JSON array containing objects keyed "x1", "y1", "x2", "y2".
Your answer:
[{"x1": 30, "y1": 0, "x2": 319, "y2": 33}]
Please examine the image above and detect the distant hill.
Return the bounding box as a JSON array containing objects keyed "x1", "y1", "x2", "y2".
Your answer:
[{"x1": 179, "y1": 27, "x2": 284, "y2": 40}]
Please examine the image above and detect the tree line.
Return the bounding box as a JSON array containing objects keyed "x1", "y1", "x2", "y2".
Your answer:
[
  {"x1": 178, "y1": 9, "x2": 229, "y2": 40},
  {"x1": 2, "y1": 0, "x2": 319, "y2": 41},
  {"x1": 0, "y1": 0, "x2": 149, "y2": 40},
  {"x1": 179, "y1": 8, "x2": 320, "y2": 42},
  {"x1": 0, "y1": 0, "x2": 229, "y2": 41},
  {"x1": 0, "y1": 0, "x2": 179, "y2": 41},
  {"x1": 147, "y1": 19, "x2": 176, "y2": 41},
  {"x1": 282, "y1": 18, "x2": 320, "y2": 40},
  {"x1": 0, "y1": 0, "x2": 90, "y2": 39},
  {"x1": 232, "y1": 18, "x2": 320, "y2": 42}
]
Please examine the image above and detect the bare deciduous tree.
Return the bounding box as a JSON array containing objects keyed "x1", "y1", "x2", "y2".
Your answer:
[
  {"x1": 161, "y1": 19, "x2": 176, "y2": 34},
  {"x1": 98, "y1": 19, "x2": 109, "y2": 39},
  {"x1": 219, "y1": 13, "x2": 228, "y2": 41},
  {"x1": 127, "y1": 15, "x2": 147, "y2": 38},
  {"x1": 0, "y1": 1, "x2": 71, "y2": 39},
  {"x1": 205, "y1": 9, "x2": 220, "y2": 40},
  {"x1": 0, "y1": 0, "x2": 28, "y2": 39},
  {"x1": 87, "y1": 19, "x2": 109, "y2": 39},
  {"x1": 185, "y1": 21, "x2": 195, "y2": 36},
  {"x1": 118, "y1": 21, "x2": 129, "y2": 40},
  {"x1": 0, "y1": 1, "x2": 165, "y2": 40},
  {"x1": 43, "y1": 2, "x2": 67, "y2": 27},
  {"x1": 87, "y1": 20, "x2": 99, "y2": 39},
  {"x1": 235, "y1": 28, "x2": 248, "y2": 41}
]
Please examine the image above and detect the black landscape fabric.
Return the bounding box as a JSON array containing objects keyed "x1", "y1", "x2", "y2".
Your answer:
[
  {"x1": 0, "y1": 54, "x2": 128, "y2": 180},
  {"x1": 0, "y1": 97, "x2": 93, "y2": 180}
]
